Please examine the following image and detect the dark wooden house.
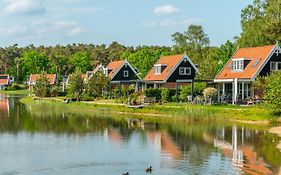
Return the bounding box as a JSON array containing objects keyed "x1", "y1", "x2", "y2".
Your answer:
[
  {"x1": 214, "y1": 44, "x2": 281, "y2": 104},
  {"x1": 143, "y1": 53, "x2": 199, "y2": 89}
]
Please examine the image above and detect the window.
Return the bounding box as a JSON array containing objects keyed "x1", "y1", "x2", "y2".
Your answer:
[
  {"x1": 252, "y1": 59, "x2": 261, "y2": 68},
  {"x1": 270, "y1": 62, "x2": 281, "y2": 71},
  {"x1": 179, "y1": 67, "x2": 191, "y2": 75},
  {"x1": 124, "y1": 70, "x2": 129, "y2": 77},
  {"x1": 232, "y1": 60, "x2": 244, "y2": 71},
  {"x1": 154, "y1": 65, "x2": 162, "y2": 74}
]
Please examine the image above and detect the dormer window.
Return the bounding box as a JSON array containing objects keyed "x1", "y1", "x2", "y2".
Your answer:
[
  {"x1": 154, "y1": 64, "x2": 166, "y2": 75},
  {"x1": 105, "y1": 68, "x2": 112, "y2": 76},
  {"x1": 154, "y1": 66, "x2": 161, "y2": 74},
  {"x1": 232, "y1": 59, "x2": 244, "y2": 71}
]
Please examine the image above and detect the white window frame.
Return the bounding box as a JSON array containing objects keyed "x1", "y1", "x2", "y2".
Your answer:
[
  {"x1": 124, "y1": 70, "x2": 129, "y2": 77},
  {"x1": 270, "y1": 62, "x2": 281, "y2": 71},
  {"x1": 154, "y1": 65, "x2": 162, "y2": 75},
  {"x1": 179, "y1": 67, "x2": 191, "y2": 75},
  {"x1": 232, "y1": 59, "x2": 244, "y2": 71}
]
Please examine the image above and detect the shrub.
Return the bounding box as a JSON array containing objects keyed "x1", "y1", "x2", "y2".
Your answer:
[
  {"x1": 6, "y1": 83, "x2": 27, "y2": 91},
  {"x1": 144, "y1": 88, "x2": 161, "y2": 101},
  {"x1": 67, "y1": 69, "x2": 84, "y2": 101},
  {"x1": 33, "y1": 73, "x2": 51, "y2": 97},
  {"x1": 179, "y1": 83, "x2": 205, "y2": 102},
  {"x1": 203, "y1": 87, "x2": 217, "y2": 104},
  {"x1": 263, "y1": 71, "x2": 281, "y2": 115},
  {"x1": 161, "y1": 88, "x2": 170, "y2": 102}
]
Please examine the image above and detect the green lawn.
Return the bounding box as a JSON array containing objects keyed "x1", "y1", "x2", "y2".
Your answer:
[
  {"x1": 20, "y1": 97, "x2": 277, "y2": 123},
  {"x1": 0, "y1": 89, "x2": 32, "y2": 95}
]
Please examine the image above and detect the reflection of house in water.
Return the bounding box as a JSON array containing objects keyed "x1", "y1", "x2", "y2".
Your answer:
[
  {"x1": 0, "y1": 96, "x2": 9, "y2": 116},
  {"x1": 105, "y1": 128, "x2": 124, "y2": 145},
  {"x1": 214, "y1": 126, "x2": 272, "y2": 175},
  {"x1": 147, "y1": 131, "x2": 182, "y2": 159}
]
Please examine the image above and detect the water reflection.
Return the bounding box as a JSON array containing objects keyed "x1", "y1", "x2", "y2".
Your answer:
[{"x1": 0, "y1": 96, "x2": 281, "y2": 175}]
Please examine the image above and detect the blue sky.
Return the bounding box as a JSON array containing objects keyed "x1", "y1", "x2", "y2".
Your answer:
[{"x1": 0, "y1": 0, "x2": 252, "y2": 47}]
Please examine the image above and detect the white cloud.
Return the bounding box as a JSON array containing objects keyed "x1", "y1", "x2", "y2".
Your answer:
[
  {"x1": 68, "y1": 27, "x2": 85, "y2": 37},
  {"x1": 52, "y1": 21, "x2": 77, "y2": 29},
  {"x1": 142, "y1": 18, "x2": 204, "y2": 28},
  {"x1": 0, "y1": 24, "x2": 31, "y2": 37},
  {"x1": 4, "y1": 0, "x2": 46, "y2": 15},
  {"x1": 141, "y1": 22, "x2": 156, "y2": 27},
  {"x1": 153, "y1": 5, "x2": 180, "y2": 15}
]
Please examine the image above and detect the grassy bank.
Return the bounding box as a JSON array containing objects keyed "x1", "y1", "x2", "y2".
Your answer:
[
  {"x1": 0, "y1": 89, "x2": 31, "y2": 95},
  {"x1": 20, "y1": 96, "x2": 277, "y2": 124}
]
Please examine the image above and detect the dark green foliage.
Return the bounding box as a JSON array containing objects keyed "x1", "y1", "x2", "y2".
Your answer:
[
  {"x1": 67, "y1": 69, "x2": 84, "y2": 101},
  {"x1": 6, "y1": 83, "x2": 26, "y2": 91},
  {"x1": 144, "y1": 88, "x2": 162, "y2": 101},
  {"x1": 20, "y1": 51, "x2": 51, "y2": 78},
  {"x1": 238, "y1": 0, "x2": 281, "y2": 47},
  {"x1": 263, "y1": 71, "x2": 281, "y2": 115},
  {"x1": 123, "y1": 46, "x2": 171, "y2": 78},
  {"x1": 179, "y1": 83, "x2": 205, "y2": 102},
  {"x1": 161, "y1": 88, "x2": 170, "y2": 102},
  {"x1": 84, "y1": 71, "x2": 110, "y2": 98},
  {"x1": 33, "y1": 73, "x2": 51, "y2": 97}
]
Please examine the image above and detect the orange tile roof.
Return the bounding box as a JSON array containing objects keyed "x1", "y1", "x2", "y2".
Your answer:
[
  {"x1": 106, "y1": 60, "x2": 125, "y2": 78},
  {"x1": 144, "y1": 54, "x2": 184, "y2": 81},
  {"x1": 216, "y1": 45, "x2": 276, "y2": 80},
  {"x1": 81, "y1": 74, "x2": 87, "y2": 79},
  {"x1": 30, "y1": 74, "x2": 56, "y2": 85},
  {"x1": 0, "y1": 74, "x2": 9, "y2": 85}
]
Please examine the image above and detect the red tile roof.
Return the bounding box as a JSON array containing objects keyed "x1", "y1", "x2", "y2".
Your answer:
[
  {"x1": 30, "y1": 74, "x2": 56, "y2": 85},
  {"x1": 144, "y1": 54, "x2": 184, "y2": 81},
  {"x1": 0, "y1": 74, "x2": 9, "y2": 85},
  {"x1": 106, "y1": 60, "x2": 125, "y2": 78},
  {"x1": 216, "y1": 45, "x2": 276, "y2": 80}
]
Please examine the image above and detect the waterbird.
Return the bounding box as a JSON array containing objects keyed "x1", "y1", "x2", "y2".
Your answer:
[
  {"x1": 145, "y1": 166, "x2": 152, "y2": 173},
  {"x1": 121, "y1": 172, "x2": 129, "y2": 175}
]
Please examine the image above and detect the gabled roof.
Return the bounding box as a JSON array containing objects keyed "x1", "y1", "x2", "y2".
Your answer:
[
  {"x1": 30, "y1": 74, "x2": 56, "y2": 85},
  {"x1": 0, "y1": 74, "x2": 9, "y2": 85},
  {"x1": 92, "y1": 64, "x2": 104, "y2": 74},
  {"x1": 144, "y1": 53, "x2": 199, "y2": 82},
  {"x1": 106, "y1": 60, "x2": 139, "y2": 80},
  {"x1": 106, "y1": 60, "x2": 125, "y2": 79},
  {"x1": 215, "y1": 45, "x2": 278, "y2": 80}
]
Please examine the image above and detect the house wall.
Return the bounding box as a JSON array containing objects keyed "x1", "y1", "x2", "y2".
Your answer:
[
  {"x1": 163, "y1": 82, "x2": 191, "y2": 89},
  {"x1": 166, "y1": 60, "x2": 196, "y2": 82},
  {"x1": 259, "y1": 52, "x2": 281, "y2": 76},
  {"x1": 112, "y1": 64, "x2": 138, "y2": 81}
]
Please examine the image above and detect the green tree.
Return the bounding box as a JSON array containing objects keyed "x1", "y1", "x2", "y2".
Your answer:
[
  {"x1": 69, "y1": 51, "x2": 91, "y2": 73},
  {"x1": 33, "y1": 73, "x2": 51, "y2": 97},
  {"x1": 238, "y1": 0, "x2": 281, "y2": 47},
  {"x1": 67, "y1": 69, "x2": 84, "y2": 101},
  {"x1": 20, "y1": 51, "x2": 50, "y2": 77},
  {"x1": 124, "y1": 46, "x2": 171, "y2": 78},
  {"x1": 86, "y1": 71, "x2": 110, "y2": 98},
  {"x1": 172, "y1": 25, "x2": 210, "y2": 54},
  {"x1": 263, "y1": 71, "x2": 281, "y2": 115}
]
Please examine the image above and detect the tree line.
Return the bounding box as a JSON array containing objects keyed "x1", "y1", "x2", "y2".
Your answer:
[{"x1": 0, "y1": 0, "x2": 280, "y2": 82}]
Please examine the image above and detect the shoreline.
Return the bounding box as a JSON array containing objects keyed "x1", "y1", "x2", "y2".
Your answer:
[{"x1": 19, "y1": 96, "x2": 279, "y2": 125}]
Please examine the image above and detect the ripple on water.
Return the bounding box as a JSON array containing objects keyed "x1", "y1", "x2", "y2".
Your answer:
[
  {"x1": 0, "y1": 171, "x2": 19, "y2": 175},
  {"x1": 62, "y1": 161, "x2": 129, "y2": 169}
]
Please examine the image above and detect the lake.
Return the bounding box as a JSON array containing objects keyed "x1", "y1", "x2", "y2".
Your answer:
[{"x1": 0, "y1": 95, "x2": 281, "y2": 175}]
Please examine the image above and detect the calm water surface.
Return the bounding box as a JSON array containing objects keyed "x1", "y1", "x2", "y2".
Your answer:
[{"x1": 0, "y1": 95, "x2": 281, "y2": 175}]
